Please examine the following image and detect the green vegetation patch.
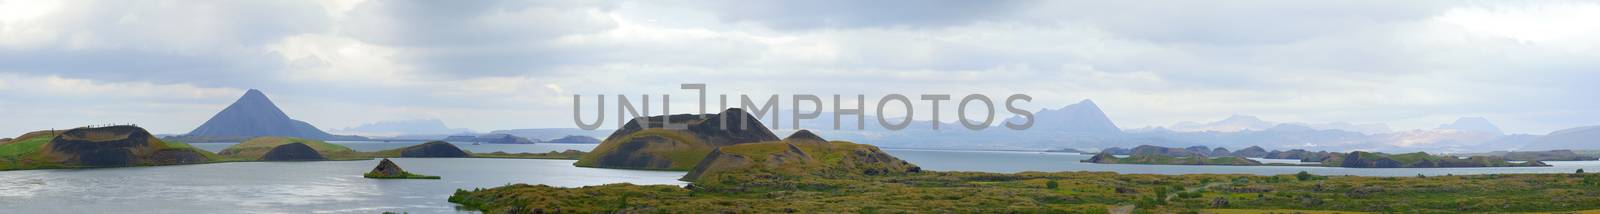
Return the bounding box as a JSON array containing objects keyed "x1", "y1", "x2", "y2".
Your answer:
[{"x1": 452, "y1": 170, "x2": 1600, "y2": 213}]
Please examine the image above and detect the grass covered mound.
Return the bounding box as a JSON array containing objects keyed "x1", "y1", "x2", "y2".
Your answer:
[
  {"x1": 451, "y1": 170, "x2": 1600, "y2": 213},
  {"x1": 364, "y1": 158, "x2": 439, "y2": 179},
  {"x1": 574, "y1": 108, "x2": 781, "y2": 171},
  {"x1": 372, "y1": 141, "x2": 468, "y2": 158},
  {"x1": 217, "y1": 137, "x2": 364, "y2": 160},
  {"x1": 1, "y1": 126, "x2": 218, "y2": 170},
  {"x1": 574, "y1": 129, "x2": 715, "y2": 170},
  {"x1": 1084, "y1": 152, "x2": 1264, "y2": 166},
  {"x1": 682, "y1": 138, "x2": 920, "y2": 187}
]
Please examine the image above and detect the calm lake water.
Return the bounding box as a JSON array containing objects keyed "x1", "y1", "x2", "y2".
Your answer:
[{"x1": 2, "y1": 142, "x2": 1598, "y2": 213}]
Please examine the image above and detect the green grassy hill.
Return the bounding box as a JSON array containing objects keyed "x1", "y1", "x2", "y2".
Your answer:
[
  {"x1": 1, "y1": 127, "x2": 219, "y2": 170},
  {"x1": 574, "y1": 129, "x2": 713, "y2": 170},
  {"x1": 217, "y1": 137, "x2": 365, "y2": 160}
]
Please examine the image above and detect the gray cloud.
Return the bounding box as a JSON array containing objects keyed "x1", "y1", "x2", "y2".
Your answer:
[{"x1": 0, "y1": 0, "x2": 1597, "y2": 135}]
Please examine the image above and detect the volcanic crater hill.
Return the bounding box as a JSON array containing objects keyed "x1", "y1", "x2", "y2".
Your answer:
[
  {"x1": 217, "y1": 136, "x2": 360, "y2": 160},
  {"x1": 259, "y1": 142, "x2": 326, "y2": 161},
  {"x1": 377, "y1": 141, "x2": 469, "y2": 158},
  {"x1": 681, "y1": 129, "x2": 921, "y2": 184},
  {"x1": 0, "y1": 126, "x2": 217, "y2": 169},
  {"x1": 575, "y1": 108, "x2": 780, "y2": 170}
]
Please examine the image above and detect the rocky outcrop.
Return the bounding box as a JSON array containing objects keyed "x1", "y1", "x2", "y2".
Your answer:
[
  {"x1": 369, "y1": 158, "x2": 406, "y2": 177},
  {"x1": 576, "y1": 108, "x2": 781, "y2": 170},
  {"x1": 364, "y1": 158, "x2": 439, "y2": 179},
  {"x1": 399, "y1": 141, "x2": 469, "y2": 157},
  {"x1": 259, "y1": 142, "x2": 325, "y2": 161},
  {"x1": 41, "y1": 126, "x2": 215, "y2": 167}
]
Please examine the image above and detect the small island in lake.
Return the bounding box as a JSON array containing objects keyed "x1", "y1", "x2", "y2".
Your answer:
[
  {"x1": 364, "y1": 158, "x2": 439, "y2": 179},
  {"x1": 1083, "y1": 152, "x2": 1263, "y2": 165},
  {"x1": 1082, "y1": 145, "x2": 1551, "y2": 168}
]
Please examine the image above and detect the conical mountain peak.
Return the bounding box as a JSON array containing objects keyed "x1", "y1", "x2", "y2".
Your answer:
[
  {"x1": 185, "y1": 90, "x2": 338, "y2": 140},
  {"x1": 1009, "y1": 98, "x2": 1121, "y2": 133},
  {"x1": 784, "y1": 129, "x2": 827, "y2": 142}
]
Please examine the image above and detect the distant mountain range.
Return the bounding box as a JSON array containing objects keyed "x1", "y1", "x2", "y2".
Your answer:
[
  {"x1": 331, "y1": 119, "x2": 473, "y2": 137},
  {"x1": 1521, "y1": 126, "x2": 1600, "y2": 150},
  {"x1": 1436, "y1": 117, "x2": 1504, "y2": 135},
  {"x1": 1007, "y1": 99, "x2": 1122, "y2": 133},
  {"x1": 789, "y1": 99, "x2": 1597, "y2": 153},
  {"x1": 1161, "y1": 115, "x2": 1392, "y2": 134},
  {"x1": 172, "y1": 89, "x2": 363, "y2": 142}
]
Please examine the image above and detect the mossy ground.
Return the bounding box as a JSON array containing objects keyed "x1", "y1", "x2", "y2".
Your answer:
[{"x1": 452, "y1": 170, "x2": 1600, "y2": 213}]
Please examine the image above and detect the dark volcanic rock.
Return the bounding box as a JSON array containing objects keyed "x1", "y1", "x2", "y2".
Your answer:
[
  {"x1": 369, "y1": 158, "x2": 406, "y2": 177},
  {"x1": 400, "y1": 141, "x2": 469, "y2": 157},
  {"x1": 183, "y1": 89, "x2": 356, "y2": 141},
  {"x1": 149, "y1": 150, "x2": 209, "y2": 164},
  {"x1": 260, "y1": 142, "x2": 326, "y2": 161}
]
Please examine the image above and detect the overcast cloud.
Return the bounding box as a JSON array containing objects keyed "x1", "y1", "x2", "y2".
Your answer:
[{"x1": 0, "y1": 0, "x2": 1596, "y2": 135}]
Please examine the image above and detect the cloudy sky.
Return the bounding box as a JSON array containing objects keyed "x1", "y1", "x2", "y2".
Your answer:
[{"x1": 0, "y1": 0, "x2": 1596, "y2": 136}]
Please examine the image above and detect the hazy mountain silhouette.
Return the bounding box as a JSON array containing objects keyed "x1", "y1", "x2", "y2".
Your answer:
[
  {"x1": 333, "y1": 119, "x2": 472, "y2": 137},
  {"x1": 1170, "y1": 115, "x2": 1274, "y2": 132},
  {"x1": 1008, "y1": 99, "x2": 1121, "y2": 133},
  {"x1": 1436, "y1": 117, "x2": 1504, "y2": 135},
  {"x1": 1522, "y1": 126, "x2": 1600, "y2": 150},
  {"x1": 184, "y1": 89, "x2": 355, "y2": 141}
]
